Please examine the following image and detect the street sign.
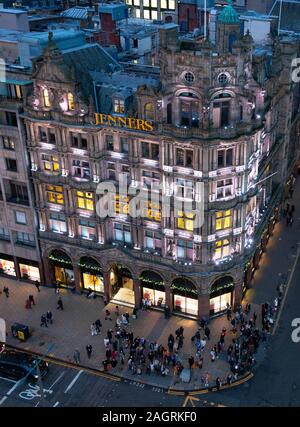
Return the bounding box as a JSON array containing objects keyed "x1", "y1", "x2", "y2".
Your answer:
[{"x1": 0, "y1": 318, "x2": 6, "y2": 343}]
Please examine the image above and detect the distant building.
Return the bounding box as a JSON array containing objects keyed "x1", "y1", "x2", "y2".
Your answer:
[{"x1": 0, "y1": 8, "x2": 30, "y2": 32}]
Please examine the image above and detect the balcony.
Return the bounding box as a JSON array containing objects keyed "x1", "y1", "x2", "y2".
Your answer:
[
  {"x1": 159, "y1": 119, "x2": 263, "y2": 141},
  {"x1": 22, "y1": 107, "x2": 90, "y2": 126}
]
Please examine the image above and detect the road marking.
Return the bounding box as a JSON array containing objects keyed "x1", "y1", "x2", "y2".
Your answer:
[
  {"x1": 182, "y1": 395, "x2": 199, "y2": 407},
  {"x1": 0, "y1": 378, "x2": 23, "y2": 405},
  {"x1": 0, "y1": 377, "x2": 17, "y2": 384},
  {"x1": 273, "y1": 245, "x2": 300, "y2": 336},
  {"x1": 64, "y1": 370, "x2": 83, "y2": 394},
  {"x1": 48, "y1": 371, "x2": 65, "y2": 391},
  {"x1": 53, "y1": 401, "x2": 60, "y2": 407},
  {"x1": 0, "y1": 397, "x2": 7, "y2": 405}
]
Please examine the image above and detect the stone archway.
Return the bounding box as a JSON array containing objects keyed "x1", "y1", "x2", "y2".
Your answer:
[
  {"x1": 49, "y1": 249, "x2": 75, "y2": 289},
  {"x1": 108, "y1": 263, "x2": 135, "y2": 305}
]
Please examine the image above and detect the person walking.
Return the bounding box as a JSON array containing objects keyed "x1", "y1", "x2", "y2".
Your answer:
[
  {"x1": 95, "y1": 319, "x2": 102, "y2": 334},
  {"x1": 25, "y1": 298, "x2": 31, "y2": 309},
  {"x1": 73, "y1": 349, "x2": 80, "y2": 364},
  {"x1": 105, "y1": 309, "x2": 112, "y2": 321},
  {"x1": 40, "y1": 314, "x2": 48, "y2": 327},
  {"x1": 57, "y1": 297, "x2": 64, "y2": 310},
  {"x1": 188, "y1": 356, "x2": 194, "y2": 370},
  {"x1": 204, "y1": 326, "x2": 210, "y2": 340},
  {"x1": 86, "y1": 344, "x2": 92, "y2": 359},
  {"x1": 3, "y1": 286, "x2": 9, "y2": 298},
  {"x1": 29, "y1": 295, "x2": 35, "y2": 306},
  {"x1": 216, "y1": 377, "x2": 221, "y2": 391},
  {"x1": 34, "y1": 281, "x2": 40, "y2": 292},
  {"x1": 198, "y1": 356, "x2": 204, "y2": 369},
  {"x1": 46, "y1": 310, "x2": 53, "y2": 324}
]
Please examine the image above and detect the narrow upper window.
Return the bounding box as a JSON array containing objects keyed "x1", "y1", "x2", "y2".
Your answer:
[
  {"x1": 67, "y1": 92, "x2": 75, "y2": 111},
  {"x1": 43, "y1": 89, "x2": 51, "y2": 107}
]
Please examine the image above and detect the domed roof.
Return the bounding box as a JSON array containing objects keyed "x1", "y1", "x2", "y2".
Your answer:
[{"x1": 218, "y1": 0, "x2": 240, "y2": 24}]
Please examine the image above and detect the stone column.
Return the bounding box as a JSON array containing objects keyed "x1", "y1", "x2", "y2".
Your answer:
[
  {"x1": 234, "y1": 279, "x2": 243, "y2": 310},
  {"x1": 165, "y1": 284, "x2": 173, "y2": 312},
  {"x1": 38, "y1": 261, "x2": 45, "y2": 286},
  {"x1": 198, "y1": 293, "x2": 210, "y2": 321},
  {"x1": 73, "y1": 262, "x2": 81, "y2": 293},
  {"x1": 14, "y1": 256, "x2": 21, "y2": 281},
  {"x1": 133, "y1": 278, "x2": 141, "y2": 309},
  {"x1": 42, "y1": 254, "x2": 53, "y2": 286},
  {"x1": 103, "y1": 270, "x2": 111, "y2": 301}
]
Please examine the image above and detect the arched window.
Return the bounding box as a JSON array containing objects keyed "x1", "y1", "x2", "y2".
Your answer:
[
  {"x1": 212, "y1": 93, "x2": 232, "y2": 128},
  {"x1": 43, "y1": 89, "x2": 51, "y2": 107},
  {"x1": 171, "y1": 277, "x2": 198, "y2": 315},
  {"x1": 144, "y1": 103, "x2": 155, "y2": 121},
  {"x1": 140, "y1": 270, "x2": 165, "y2": 307},
  {"x1": 67, "y1": 92, "x2": 75, "y2": 111},
  {"x1": 179, "y1": 92, "x2": 199, "y2": 127}
]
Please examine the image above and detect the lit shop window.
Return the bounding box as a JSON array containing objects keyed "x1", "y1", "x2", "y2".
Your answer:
[
  {"x1": 46, "y1": 185, "x2": 64, "y2": 205},
  {"x1": 67, "y1": 92, "x2": 75, "y2": 111},
  {"x1": 42, "y1": 154, "x2": 60, "y2": 172},
  {"x1": 214, "y1": 239, "x2": 230, "y2": 260},
  {"x1": 49, "y1": 213, "x2": 67, "y2": 233},
  {"x1": 77, "y1": 191, "x2": 94, "y2": 211},
  {"x1": 177, "y1": 210, "x2": 194, "y2": 231},
  {"x1": 113, "y1": 98, "x2": 125, "y2": 114},
  {"x1": 113, "y1": 194, "x2": 129, "y2": 215},
  {"x1": 0, "y1": 258, "x2": 16, "y2": 276},
  {"x1": 215, "y1": 210, "x2": 232, "y2": 231},
  {"x1": 19, "y1": 264, "x2": 40, "y2": 282},
  {"x1": 43, "y1": 89, "x2": 51, "y2": 107},
  {"x1": 147, "y1": 201, "x2": 161, "y2": 222}
]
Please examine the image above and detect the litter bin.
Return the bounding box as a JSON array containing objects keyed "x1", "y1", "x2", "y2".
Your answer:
[{"x1": 11, "y1": 323, "x2": 30, "y2": 342}]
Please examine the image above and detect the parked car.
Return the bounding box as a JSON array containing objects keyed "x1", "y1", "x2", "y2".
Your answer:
[{"x1": 0, "y1": 349, "x2": 48, "y2": 382}]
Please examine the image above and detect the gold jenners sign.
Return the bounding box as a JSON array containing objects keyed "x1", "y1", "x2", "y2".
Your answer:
[{"x1": 95, "y1": 113, "x2": 154, "y2": 132}]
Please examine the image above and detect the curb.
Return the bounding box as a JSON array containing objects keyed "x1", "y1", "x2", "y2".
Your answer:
[{"x1": 5, "y1": 343, "x2": 254, "y2": 395}]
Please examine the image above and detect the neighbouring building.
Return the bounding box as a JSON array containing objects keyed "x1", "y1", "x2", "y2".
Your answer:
[{"x1": 1, "y1": 1, "x2": 300, "y2": 320}]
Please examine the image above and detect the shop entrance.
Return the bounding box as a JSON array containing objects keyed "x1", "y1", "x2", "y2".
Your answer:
[
  {"x1": 49, "y1": 250, "x2": 75, "y2": 289},
  {"x1": 110, "y1": 265, "x2": 134, "y2": 305},
  {"x1": 79, "y1": 256, "x2": 104, "y2": 294},
  {"x1": 209, "y1": 276, "x2": 234, "y2": 315},
  {"x1": 171, "y1": 278, "x2": 198, "y2": 316}
]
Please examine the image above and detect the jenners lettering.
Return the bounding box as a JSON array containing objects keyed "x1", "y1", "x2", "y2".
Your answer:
[{"x1": 95, "y1": 113, "x2": 154, "y2": 132}]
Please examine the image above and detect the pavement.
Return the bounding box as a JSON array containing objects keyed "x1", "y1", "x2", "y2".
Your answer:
[{"x1": 1, "y1": 175, "x2": 300, "y2": 395}]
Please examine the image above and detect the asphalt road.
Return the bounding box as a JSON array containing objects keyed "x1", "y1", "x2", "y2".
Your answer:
[
  {"x1": 201, "y1": 249, "x2": 300, "y2": 407},
  {"x1": 1, "y1": 252, "x2": 300, "y2": 408}
]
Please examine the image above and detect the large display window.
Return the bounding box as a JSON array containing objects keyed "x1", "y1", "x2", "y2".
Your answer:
[
  {"x1": 49, "y1": 250, "x2": 75, "y2": 288},
  {"x1": 0, "y1": 256, "x2": 16, "y2": 277},
  {"x1": 209, "y1": 276, "x2": 234, "y2": 315},
  {"x1": 171, "y1": 278, "x2": 198, "y2": 316},
  {"x1": 79, "y1": 257, "x2": 104, "y2": 293},
  {"x1": 140, "y1": 271, "x2": 165, "y2": 307},
  {"x1": 19, "y1": 263, "x2": 40, "y2": 282}
]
